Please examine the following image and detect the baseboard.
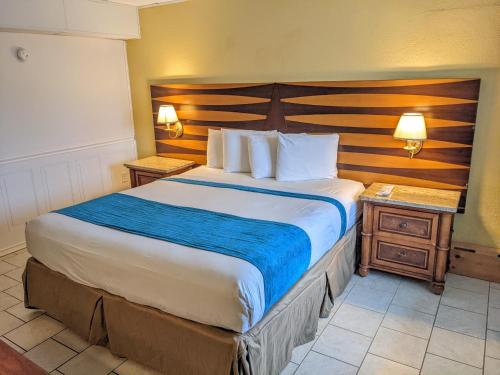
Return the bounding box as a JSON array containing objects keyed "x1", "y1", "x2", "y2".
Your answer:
[
  {"x1": 0, "y1": 242, "x2": 26, "y2": 258},
  {"x1": 450, "y1": 241, "x2": 500, "y2": 283}
]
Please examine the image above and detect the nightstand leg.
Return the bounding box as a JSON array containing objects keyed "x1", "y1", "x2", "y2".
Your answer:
[
  {"x1": 432, "y1": 213, "x2": 453, "y2": 295},
  {"x1": 430, "y1": 282, "x2": 445, "y2": 294},
  {"x1": 359, "y1": 203, "x2": 373, "y2": 277}
]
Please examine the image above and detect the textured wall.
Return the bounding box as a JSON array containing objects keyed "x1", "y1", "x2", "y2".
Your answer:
[{"x1": 126, "y1": 0, "x2": 500, "y2": 247}]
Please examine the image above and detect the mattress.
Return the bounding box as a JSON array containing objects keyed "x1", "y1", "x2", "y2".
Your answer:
[{"x1": 26, "y1": 166, "x2": 364, "y2": 333}]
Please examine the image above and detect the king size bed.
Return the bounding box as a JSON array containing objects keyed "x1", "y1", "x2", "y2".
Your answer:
[{"x1": 24, "y1": 166, "x2": 364, "y2": 375}]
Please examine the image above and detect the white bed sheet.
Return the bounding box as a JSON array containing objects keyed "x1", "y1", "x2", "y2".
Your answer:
[{"x1": 26, "y1": 166, "x2": 364, "y2": 333}]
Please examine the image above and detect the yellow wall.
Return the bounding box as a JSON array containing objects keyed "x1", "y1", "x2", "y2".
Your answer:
[{"x1": 126, "y1": 0, "x2": 500, "y2": 247}]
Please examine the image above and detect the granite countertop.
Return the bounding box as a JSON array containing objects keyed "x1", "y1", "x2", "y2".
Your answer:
[
  {"x1": 361, "y1": 182, "x2": 461, "y2": 213},
  {"x1": 124, "y1": 156, "x2": 195, "y2": 174}
]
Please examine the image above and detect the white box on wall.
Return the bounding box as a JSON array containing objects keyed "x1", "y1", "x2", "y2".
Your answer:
[{"x1": 0, "y1": 0, "x2": 140, "y2": 39}]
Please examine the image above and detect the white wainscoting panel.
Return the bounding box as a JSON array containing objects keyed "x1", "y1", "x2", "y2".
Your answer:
[
  {"x1": 41, "y1": 162, "x2": 76, "y2": 211},
  {"x1": 0, "y1": 138, "x2": 137, "y2": 256}
]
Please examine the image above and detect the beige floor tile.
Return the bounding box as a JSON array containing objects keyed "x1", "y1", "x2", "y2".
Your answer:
[
  {"x1": 441, "y1": 287, "x2": 488, "y2": 314},
  {"x1": 53, "y1": 329, "x2": 90, "y2": 353},
  {"x1": 291, "y1": 337, "x2": 316, "y2": 364},
  {"x1": 0, "y1": 291, "x2": 19, "y2": 310},
  {"x1": 279, "y1": 362, "x2": 298, "y2": 375},
  {"x1": 59, "y1": 345, "x2": 125, "y2": 375},
  {"x1": 487, "y1": 330, "x2": 500, "y2": 359},
  {"x1": 489, "y1": 307, "x2": 500, "y2": 331},
  {"x1": 3, "y1": 251, "x2": 30, "y2": 268},
  {"x1": 369, "y1": 327, "x2": 427, "y2": 369},
  {"x1": 0, "y1": 337, "x2": 25, "y2": 354},
  {"x1": 485, "y1": 357, "x2": 500, "y2": 375},
  {"x1": 0, "y1": 310, "x2": 24, "y2": 335},
  {"x1": 24, "y1": 338, "x2": 77, "y2": 372},
  {"x1": 4, "y1": 268, "x2": 23, "y2": 282},
  {"x1": 445, "y1": 273, "x2": 490, "y2": 295},
  {"x1": 313, "y1": 325, "x2": 371, "y2": 366},
  {"x1": 492, "y1": 282, "x2": 500, "y2": 290},
  {"x1": 392, "y1": 280, "x2": 440, "y2": 315},
  {"x1": 358, "y1": 353, "x2": 418, "y2": 375},
  {"x1": 51, "y1": 371, "x2": 64, "y2": 375},
  {"x1": 490, "y1": 288, "x2": 500, "y2": 309},
  {"x1": 295, "y1": 351, "x2": 357, "y2": 375},
  {"x1": 7, "y1": 302, "x2": 44, "y2": 322},
  {"x1": 4, "y1": 284, "x2": 24, "y2": 301},
  {"x1": 356, "y1": 270, "x2": 401, "y2": 294},
  {"x1": 421, "y1": 353, "x2": 482, "y2": 375},
  {"x1": 427, "y1": 327, "x2": 484, "y2": 368},
  {"x1": 0, "y1": 260, "x2": 17, "y2": 275},
  {"x1": 114, "y1": 359, "x2": 162, "y2": 375},
  {"x1": 382, "y1": 304, "x2": 434, "y2": 339},
  {"x1": 435, "y1": 304, "x2": 487, "y2": 339},
  {"x1": 0, "y1": 275, "x2": 19, "y2": 291},
  {"x1": 345, "y1": 283, "x2": 394, "y2": 313},
  {"x1": 4, "y1": 315, "x2": 65, "y2": 350},
  {"x1": 331, "y1": 303, "x2": 383, "y2": 337}
]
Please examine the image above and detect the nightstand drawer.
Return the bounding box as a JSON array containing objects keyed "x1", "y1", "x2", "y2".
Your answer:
[
  {"x1": 371, "y1": 237, "x2": 435, "y2": 276},
  {"x1": 134, "y1": 170, "x2": 163, "y2": 186},
  {"x1": 374, "y1": 206, "x2": 439, "y2": 244}
]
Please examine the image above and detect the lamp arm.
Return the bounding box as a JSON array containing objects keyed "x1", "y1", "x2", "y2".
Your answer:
[{"x1": 404, "y1": 140, "x2": 424, "y2": 159}]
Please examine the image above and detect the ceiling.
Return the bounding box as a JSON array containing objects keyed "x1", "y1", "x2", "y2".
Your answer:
[{"x1": 109, "y1": 0, "x2": 185, "y2": 7}]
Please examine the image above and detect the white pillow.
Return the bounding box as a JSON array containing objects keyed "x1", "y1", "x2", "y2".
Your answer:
[
  {"x1": 222, "y1": 129, "x2": 277, "y2": 172},
  {"x1": 248, "y1": 134, "x2": 278, "y2": 179},
  {"x1": 206, "y1": 129, "x2": 223, "y2": 168},
  {"x1": 276, "y1": 133, "x2": 339, "y2": 181}
]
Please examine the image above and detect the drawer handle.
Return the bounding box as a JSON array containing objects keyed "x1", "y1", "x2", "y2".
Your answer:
[
  {"x1": 397, "y1": 251, "x2": 407, "y2": 257},
  {"x1": 399, "y1": 222, "x2": 408, "y2": 229}
]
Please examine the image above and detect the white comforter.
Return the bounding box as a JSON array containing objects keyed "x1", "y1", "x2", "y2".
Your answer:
[{"x1": 26, "y1": 166, "x2": 364, "y2": 333}]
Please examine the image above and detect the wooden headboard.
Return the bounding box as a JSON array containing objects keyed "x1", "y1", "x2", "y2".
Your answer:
[{"x1": 150, "y1": 79, "x2": 480, "y2": 211}]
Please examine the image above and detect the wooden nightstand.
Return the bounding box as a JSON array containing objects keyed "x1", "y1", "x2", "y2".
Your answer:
[
  {"x1": 124, "y1": 156, "x2": 195, "y2": 188},
  {"x1": 359, "y1": 183, "x2": 461, "y2": 294}
]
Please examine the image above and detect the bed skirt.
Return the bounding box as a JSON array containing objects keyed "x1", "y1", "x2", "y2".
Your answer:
[{"x1": 23, "y1": 224, "x2": 359, "y2": 375}]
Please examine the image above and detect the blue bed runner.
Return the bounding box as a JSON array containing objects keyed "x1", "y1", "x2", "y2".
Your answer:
[
  {"x1": 164, "y1": 177, "x2": 347, "y2": 237},
  {"x1": 54, "y1": 193, "x2": 311, "y2": 311}
]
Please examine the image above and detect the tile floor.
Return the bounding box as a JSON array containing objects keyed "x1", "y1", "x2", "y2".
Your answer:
[{"x1": 1, "y1": 248, "x2": 499, "y2": 375}]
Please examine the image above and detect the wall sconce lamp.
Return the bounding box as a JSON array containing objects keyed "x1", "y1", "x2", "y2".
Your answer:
[
  {"x1": 393, "y1": 113, "x2": 427, "y2": 159},
  {"x1": 157, "y1": 105, "x2": 183, "y2": 139}
]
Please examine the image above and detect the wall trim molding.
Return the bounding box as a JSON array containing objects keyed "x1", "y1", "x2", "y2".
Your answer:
[
  {"x1": 0, "y1": 137, "x2": 136, "y2": 165},
  {"x1": 0, "y1": 241, "x2": 26, "y2": 258}
]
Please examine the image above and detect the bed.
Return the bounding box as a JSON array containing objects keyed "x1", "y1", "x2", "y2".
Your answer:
[{"x1": 24, "y1": 166, "x2": 364, "y2": 374}]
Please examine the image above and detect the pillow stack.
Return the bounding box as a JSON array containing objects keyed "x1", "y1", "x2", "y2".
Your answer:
[{"x1": 206, "y1": 129, "x2": 340, "y2": 182}]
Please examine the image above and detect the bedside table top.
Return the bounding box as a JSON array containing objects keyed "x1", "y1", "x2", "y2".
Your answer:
[
  {"x1": 124, "y1": 156, "x2": 195, "y2": 174},
  {"x1": 361, "y1": 183, "x2": 461, "y2": 213}
]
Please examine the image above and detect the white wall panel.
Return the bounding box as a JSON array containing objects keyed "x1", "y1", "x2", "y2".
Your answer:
[
  {"x1": 77, "y1": 157, "x2": 104, "y2": 201},
  {"x1": 0, "y1": 0, "x2": 66, "y2": 32},
  {"x1": 2, "y1": 170, "x2": 39, "y2": 227},
  {"x1": 0, "y1": 0, "x2": 139, "y2": 39},
  {"x1": 0, "y1": 33, "x2": 134, "y2": 161},
  {"x1": 64, "y1": 0, "x2": 140, "y2": 38},
  {"x1": 41, "y1": 162, "x2": 76, "y2": 211}
]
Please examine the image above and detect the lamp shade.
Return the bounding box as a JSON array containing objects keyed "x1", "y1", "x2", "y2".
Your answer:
[
  {"x1": 157, "y1": 105, "x2": 178, "y2": 124},
  {"x1": 394, "y1": 113, "x2": 427, "y2": 140}
]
